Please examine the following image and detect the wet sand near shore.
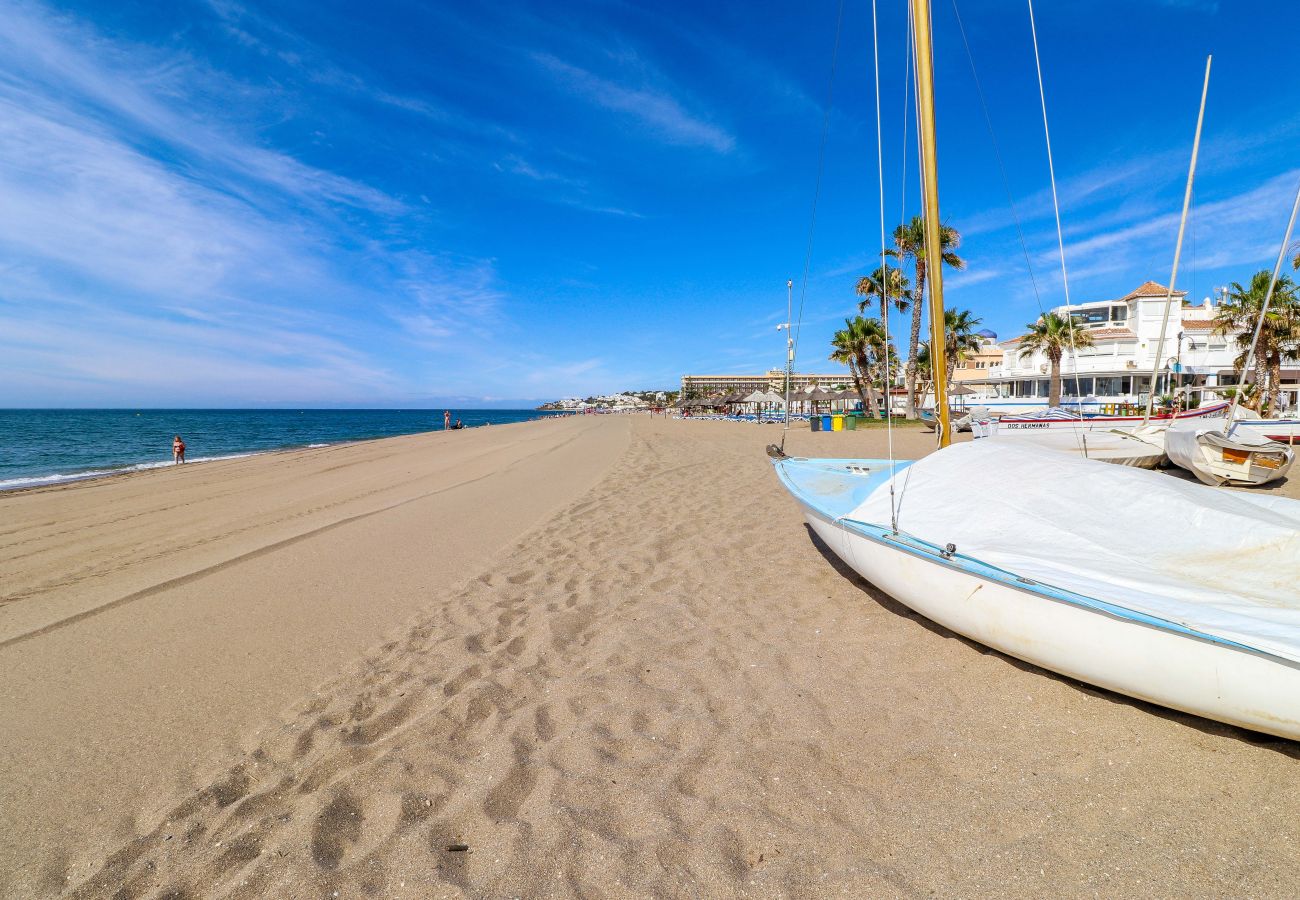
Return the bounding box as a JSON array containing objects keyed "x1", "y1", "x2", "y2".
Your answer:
[{"x1": 5, "y1": 416, "x2": 1299, "y2": 897}]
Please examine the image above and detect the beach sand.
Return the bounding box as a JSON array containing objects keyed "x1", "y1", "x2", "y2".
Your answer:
[{"x1": 3, "y1": 416, "x2": 1298, "y2": 897}]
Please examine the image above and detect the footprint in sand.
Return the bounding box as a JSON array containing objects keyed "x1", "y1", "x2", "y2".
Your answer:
[{"x1": 310, "y1": 789, "x2": 363, "y2": 870}]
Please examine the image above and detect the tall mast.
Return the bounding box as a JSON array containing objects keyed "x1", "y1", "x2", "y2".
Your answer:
[
  {"x1": 1142, "y1": 56, "x2": 1211, "y2": 425},
  {"x1": 911, "y1": 0, "x2": 951, "y2": 447}
]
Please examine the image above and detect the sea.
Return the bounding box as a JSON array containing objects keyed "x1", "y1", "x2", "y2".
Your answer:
[{"x1": 0, "y1": 409, "x2": 560, "y2": 491}]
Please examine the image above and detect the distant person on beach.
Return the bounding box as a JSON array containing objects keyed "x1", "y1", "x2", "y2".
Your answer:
[
  {"x1": 172, "y1": 435, "x2": 186, "y2": 465},
  {"x1": 444, "y1": 410, "x2": 451, "y2": 430},
  {"x1": 453, "y1": 419, "x2": 465, "y2": 430}
]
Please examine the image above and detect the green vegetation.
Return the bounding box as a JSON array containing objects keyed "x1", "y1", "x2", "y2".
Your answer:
[
  {"x1": 942, "y1": 308, "x2": 984, "y2": 387},
  {"x1": 1016, "y1": 312, "x2": 1095, "y2": 407},
  {"x1": 885, "y1": 216, "x2": 966, "y2": 417},
  {"x1": 829, "y1": 316, "x2": 890, "y2": 417},
  {"x1": 1214, "y1": 270, "x2": 1300, "y2": 417}
]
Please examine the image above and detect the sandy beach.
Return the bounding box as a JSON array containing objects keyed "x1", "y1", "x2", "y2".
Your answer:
[{"x1": 3, "y1": 415, "x2": 1298, "y2": 898}]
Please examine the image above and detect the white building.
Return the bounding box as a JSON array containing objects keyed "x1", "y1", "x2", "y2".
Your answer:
[{"x1": 971, "y1": 281, "x2": 1298, "y2": 413}]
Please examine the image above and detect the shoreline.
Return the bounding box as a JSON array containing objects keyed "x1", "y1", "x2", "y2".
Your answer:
[{"x1": 0, "y1": 415, "x2": 554, "y2": 496}]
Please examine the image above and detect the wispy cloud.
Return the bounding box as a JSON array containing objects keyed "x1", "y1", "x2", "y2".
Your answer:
[
  {"x1": 533, "y1": 52, "x2": 736, "y2": 154},
  {"x1": 0, "y1": 0, "x2": 518, "y2": 405}
]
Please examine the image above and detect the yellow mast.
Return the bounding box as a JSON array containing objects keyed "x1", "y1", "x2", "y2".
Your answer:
[{"x1": 911, "y1": 0, "x2": 951, "y2": 447}]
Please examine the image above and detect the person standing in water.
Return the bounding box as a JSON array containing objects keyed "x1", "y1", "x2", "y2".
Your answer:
[
  {"x1": 444, "y1": 410, "x2": 451, "y2": 430},
  {"x1": 172, "y1": 435, "x2": 186, "y2": 464}
]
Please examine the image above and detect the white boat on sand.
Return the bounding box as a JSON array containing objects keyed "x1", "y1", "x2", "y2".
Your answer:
[
  {"x1": 992, "y1": 426, "x2": 1168, "y2": 468},
  {"x1": 987, "y1": 401, "x2": 1228, "y2": 434},
  {"x1": 772, "y1": 441, "x2": 1300, "y2": 739},
  {"x1": 774, "y1": 0, "x2": 1300, "y2": 741},
  {"x1": 1165, "y1": 420, "x2": 1295, "y2": 486}
]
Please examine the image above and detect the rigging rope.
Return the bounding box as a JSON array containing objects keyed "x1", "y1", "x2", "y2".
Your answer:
[
  {"x1": 1227, "y1": 176, "x2": 1300, "y2": 428},
  {"x1": 1027, "y1": 0, "x2": 1087, "y2": 447},
  {"x1": 950, "y1": 0, "x2": 1045, "y2": 314},
  {"x1": 790, "y1": 0, "x2": 847, "y2": 366},
  {"x1": 894, "y1": 0, "x2": 919, "y2": 523},
  {"x1": 871, "y1": 0, "x2": 899, "y2": 533}
]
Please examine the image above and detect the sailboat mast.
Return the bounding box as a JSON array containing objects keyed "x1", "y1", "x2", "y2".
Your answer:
[
  {"x1": 911, "y1": 0, "x2": 951, "y2": 448},
  {"x1": 1142, "y1": 55, "x2": 1211, "y2": 425}
]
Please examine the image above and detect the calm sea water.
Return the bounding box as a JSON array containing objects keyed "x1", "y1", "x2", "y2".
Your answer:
[{"x1": 0, "y1": 409, "x2": 558, "y2": 490}]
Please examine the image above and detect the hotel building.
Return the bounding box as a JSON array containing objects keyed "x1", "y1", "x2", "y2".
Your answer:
[
  {"x1": 972, "y1": 281, "x2": 1299, "y2": 413},
  {"x1": 680, "y1": 369, "x2": 851, "y2": 397}
]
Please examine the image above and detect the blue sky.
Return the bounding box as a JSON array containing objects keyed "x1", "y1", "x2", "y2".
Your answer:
[{"x1": 2, "y1": 0, "x2": 1298, "y2": 407}]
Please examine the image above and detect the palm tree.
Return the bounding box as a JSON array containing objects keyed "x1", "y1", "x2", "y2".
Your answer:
[
  {"x1": 830, "y1": 316, "x2": 890, "y2": 417},
  {"x1": 943, "y1": 308, "x2": 984, "y2": 387},
  {"x1": 855, "y1": 267, "x2": 911, "y2": 322},
  {"x1": 1214, "y1": 270, "x2": 1300, "y2": 416},
  {"x1": 885, "y1": 215, "x2": 966, "y2": 417},
  {"x1": 1016, "y1": 312, "x2": 1095, "y2": 407},
  {"x1": 913, "y1": 341, "x2": 934, "y2": 409}
]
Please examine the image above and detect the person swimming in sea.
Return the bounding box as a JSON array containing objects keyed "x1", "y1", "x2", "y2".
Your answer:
[{"x1": 172, "y1": 435, "x2": 186, "y2": 465}]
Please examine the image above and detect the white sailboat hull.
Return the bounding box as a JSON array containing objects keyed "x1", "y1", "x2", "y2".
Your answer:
[
  {"x1": 988, "y1": 401, "x2": 1229, "y2": 435},
  {"x1": 774, "y1": 446, "x2": 1300, "y2": 741},
  {"x1": 799, "y1": 504, "x2": 1300, "y2": 740},
  {"x1": 984, "y1": 427, "x2": 1168, "y2": 469}
]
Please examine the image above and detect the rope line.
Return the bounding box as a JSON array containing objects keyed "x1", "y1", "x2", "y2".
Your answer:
[
  {"x1": 791, "y1": 0, "x2": 847, "y2": 364},
  {"x1": 1227, "y1": 175, "x2": 1300, "y2": 428},
  {"x1": 871, "y1": 0, "x2": 899, "y2": 533},
  {"x1": 950, "y1": 0, "x2": 1045, "y2": 314},
  {"x1": 1027, "y1": 0, "x2": 1086, "y2": 448}
]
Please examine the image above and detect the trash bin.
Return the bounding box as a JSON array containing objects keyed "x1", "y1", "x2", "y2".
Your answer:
[
  {"x1": 821, "y1": 414, "x2": 832, "y2": 431},
  {"x1": 810, "y1": 414, "x2": 821, "y2": 432},
  {"x1": 831, "y1": 414, "x2": 844, "y2": 432},
  {"x1": 843, "y1": 413, "x2": 857, "y2": 431}
]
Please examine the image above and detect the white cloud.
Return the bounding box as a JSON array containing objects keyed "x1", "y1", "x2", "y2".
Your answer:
[
  {"x1": 0, "y1": 0, "x2": 520, "y2": 405},
  {"x1": 533, "y1": 52, "x2": 736, "y2": 154}
]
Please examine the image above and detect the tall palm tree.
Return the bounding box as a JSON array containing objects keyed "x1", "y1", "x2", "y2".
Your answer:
[
  {"x1": 886, "y1": 216, "x2": 966, "y2": 417},
  {"x1": 1214, "y1": 270, "x2": 1300, "y2": 416},
  {"x1": 855, "y1": 266, "x2": 911, "y2": 322},
  {"x1": 830, "y1": 316, "x2": 890, "y2": 417},
  {"x1": 1016, "y1": 312, "x2": 1095, "y2": 407},
  {"x1": 913, "y1": 341, "x2": 933, "y2": 409},
  {"x1": 943, "y1": 308, "x2": 984, "y2": 387}
]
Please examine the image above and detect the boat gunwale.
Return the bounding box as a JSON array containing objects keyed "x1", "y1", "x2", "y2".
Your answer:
[
  {"x1": 996, "y1": 401, "x2": 1230, "y2": 425},
  {"x1": 775, "y1": 456, "x2": 1299, "y2": 671}
]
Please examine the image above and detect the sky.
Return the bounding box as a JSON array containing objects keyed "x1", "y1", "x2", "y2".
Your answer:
[{"x1": 1, "y1": 0, "x2": 1298, "y2": 407}]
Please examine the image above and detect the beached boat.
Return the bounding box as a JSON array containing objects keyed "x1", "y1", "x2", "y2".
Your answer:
[
  {"x1": 1164, "y1": 419, "x2": 1295, "y2": 486},
  {"x1": 988, "y1": 401, "x2": 1227, "y2": 434},
  {"x1": 1230, "y1": 416, "x2": 1300, "y2": 444},
  {"x1": 772, "y1": 0, "x2": 1300, "y2": 739},
  {"x1": 992, "y1": 425, "x2": 1168, "y2": 468},
  {"x1": 772, "y1": 441, "x2": 1300, "y2": 739}
]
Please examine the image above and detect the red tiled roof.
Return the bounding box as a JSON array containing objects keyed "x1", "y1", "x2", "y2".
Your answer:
[
  {"x1": 1119, "y1": 281, "x2": 1186, "y2": 301},
  {"x1": 1181, "y1": 319, "x2": 1216, "y2": 331},
  {"x1": 1089, "y1": 327, "x2": 1138, "y2": 340}
]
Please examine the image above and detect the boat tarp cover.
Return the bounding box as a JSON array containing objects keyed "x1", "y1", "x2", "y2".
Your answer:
[
  {"x1": 1165, "y1": 419, "x2": 1291, "y2": 478},
  {"x1": 848, "y1": 440, "x2": 1300, "y2": 663}
]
